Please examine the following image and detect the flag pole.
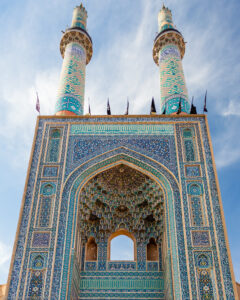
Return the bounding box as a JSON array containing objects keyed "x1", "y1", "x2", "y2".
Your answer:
[{"x1": 36, "y1": 91, "x2": 40, "y2": 115}]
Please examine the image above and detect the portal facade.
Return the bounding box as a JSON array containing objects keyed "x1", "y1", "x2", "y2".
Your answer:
[{"x1": 5, "y1": 4, "x2": 238, "y2": 300}]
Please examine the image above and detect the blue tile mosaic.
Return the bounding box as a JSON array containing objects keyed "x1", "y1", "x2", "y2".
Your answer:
[
  {"x1": 6, "y1": 115, "x2": 237, "y2": 300},
  {"x1": 185, "y1": 165, "x2": 201, "y2": 177},
  {"x1": 32, "y1": 232, "x2": 50, "y2": 248},
  {"x1": 192, "y1": 231, "x2": 210, "y2": 247},
  {"x1": 43, "y1": 166, "x2": 58, "y2": 177}
]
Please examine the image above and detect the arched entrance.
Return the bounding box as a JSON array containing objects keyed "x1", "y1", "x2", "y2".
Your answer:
[
  {"x1": 51, "y1": 150, "x2": 186, "y2": 299},
  {"x1": 73, "y1": 163, "x2": 165, "y2": 299}
]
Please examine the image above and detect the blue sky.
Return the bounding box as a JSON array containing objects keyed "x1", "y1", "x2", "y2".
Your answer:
[{"x1": 0, "y1": 0, "x2": 240, "y2": 285}]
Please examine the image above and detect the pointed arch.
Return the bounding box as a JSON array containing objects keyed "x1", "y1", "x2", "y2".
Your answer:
[
  {"x1": 85, "y1": 237, "x2": 97, "y2": 261},
  {"x1": 51, "y1": 148, "x2": 189, "y2": 299},
  {"x1": 147, "y1": 238, "x2": 158, "y2": 261}
]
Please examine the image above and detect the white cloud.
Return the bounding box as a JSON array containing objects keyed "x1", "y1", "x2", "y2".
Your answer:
[
  {"x1": 215, "y1": 143, "x2": 240, "y2": 168},
  {"x1": 0, "y1": 69, "x2": 59, "y2": 169},
  {"x1": 85, "y1": 1, "x2": 159, "y2": 116},
  {"x1": 213, "y1": 118, "x2": 240, "y2": 168},
  {"x1": 222, "y1": 100, "x2": 240, "y2": 117},
  {"x1": 0, "y1": 241, "x2": 11, "y2": 284}
]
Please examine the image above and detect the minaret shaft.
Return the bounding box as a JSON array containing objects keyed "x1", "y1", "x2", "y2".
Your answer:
[
  {"x1": 153, "y1": 6, "x2": 190, "y2": 114},
  {"x1": 55, "y1": 4, "x2": 92, "y2": 116},
  {"x1": 159, "y1": 44, "x2": 189, "y2": 114},
  {"x1": 56, "y1": 42, "x2": 86, "y2": 116}
]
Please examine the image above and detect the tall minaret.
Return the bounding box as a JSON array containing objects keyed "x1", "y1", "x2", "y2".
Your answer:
[
  {"x1": 55, "y1": 4, "x2": 93, "y2": 116},
  {"x1": 153, "y1": 5, "x2": 190, "y2": 114}
]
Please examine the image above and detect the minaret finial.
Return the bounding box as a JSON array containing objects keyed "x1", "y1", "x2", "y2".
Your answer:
[
  {"x1": 153, "y1": 6, "x2": 190, "y2": 114},
  {"x1": 55, "y1": 4, "x2": 93, "y2": 116}
]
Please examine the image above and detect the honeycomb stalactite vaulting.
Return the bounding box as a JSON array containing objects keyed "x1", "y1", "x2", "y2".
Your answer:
[{"x1": 78, "y1": 164, "x2": 164, "y2": 243}]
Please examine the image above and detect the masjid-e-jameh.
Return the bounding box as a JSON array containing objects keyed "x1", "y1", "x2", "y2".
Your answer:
[{"x1": 1, "y1": 4, "x2": 240, "y2": 299}]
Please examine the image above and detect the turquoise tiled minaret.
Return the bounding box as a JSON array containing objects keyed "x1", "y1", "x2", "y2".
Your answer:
[
  {"x1": 55, "y1": 4, "x2": 93, "y2": 116},
  {"x1": 153, "y1": 5, "x2": 190, "y2": 114}
]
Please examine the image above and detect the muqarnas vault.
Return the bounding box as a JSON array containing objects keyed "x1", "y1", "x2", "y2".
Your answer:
[{"x1": 5, "y1": 4, "x2": 239, "y2": 300}]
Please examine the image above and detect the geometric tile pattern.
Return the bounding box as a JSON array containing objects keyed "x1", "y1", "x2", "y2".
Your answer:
[
  {"x1": 78, "y1": 271, "x2": 164, "y2": 299},
  {"x1": 46, "y1": 128, "x2": 62, "y2": 162},
  {"x1": 198, "y1": 269, "x2": 214, "y2": 299},
  {"x1": 190, "y1": 196, "x2": 204, "y2": 226},
  {"x1": 28, "y1": 270, "x2": 44, "y2": 299},
  {"x1": 55, "y1": 42, "x2": 86, "y2": 115},
  {"x1": 6, "y1": 115, "x2": 237, "y2": 300},
  {"x1": 38, "y1": 196, "x2": 52, "y2": 227},
  {"x1": 71, "y1": 5, "x2": 87, "y2": 30},
  {"x1": 194, "y1": 253, "x2": 214, "y2": 298},
  {"x1": 185, "y1": 165, "x2": 201, "y2": 177},
  {"x1": 153, "y1": 6, "x2": 189, "y2": 115},
  {"x1": 159, "y1": 44, "x2": 190, "y2": 114},
  {"x1": 182, "y1": 128, "x2": 196, "y2": 162},
  {"x1": 32, "y1": 232, "x2": 50, "y2": 248},
  {"x1": 192, "y1": 231, "x2": 210, "y2": 247},
  {"x1": 43, "y1": 166, "x2": 58, "y2": 177}
]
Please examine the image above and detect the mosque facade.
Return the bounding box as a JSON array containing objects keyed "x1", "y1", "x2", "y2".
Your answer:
[{"x1": 5, "y1": 4, "x2": 239, "y2": 299}]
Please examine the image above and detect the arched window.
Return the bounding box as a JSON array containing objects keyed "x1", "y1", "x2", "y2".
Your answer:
[
  {"x1": 46, "y1": 128, "x2": 61, "y2": 162},
  {"x1": 86, "y1": 237, "x2": 97, "y2": 261},
  {"x1": 109, "y1": 230, "x2": 135, "y2": 261},
  {"x1": 147, "y1": 238, "x2": 158, "y2": 261},
  {"x1": 182, "y1": 128, "x2": 196, "y2": 162}
]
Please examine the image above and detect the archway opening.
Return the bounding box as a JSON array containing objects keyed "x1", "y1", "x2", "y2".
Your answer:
[
  {"x1": 110, "y1": 234, "x2": 134, "y2": 261},
  {"x1": 73, "y1": 163, "x2": 166, "y2": 298},
  {"x1": 85, "y1": 237, "x2": 97, "y2": 261},
  {"x1": 147, "y1": 238, "x2": 158, "y2": 261},
  {"x1": 107, "y1": 229, "x2": 136, "y2": 261}
]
